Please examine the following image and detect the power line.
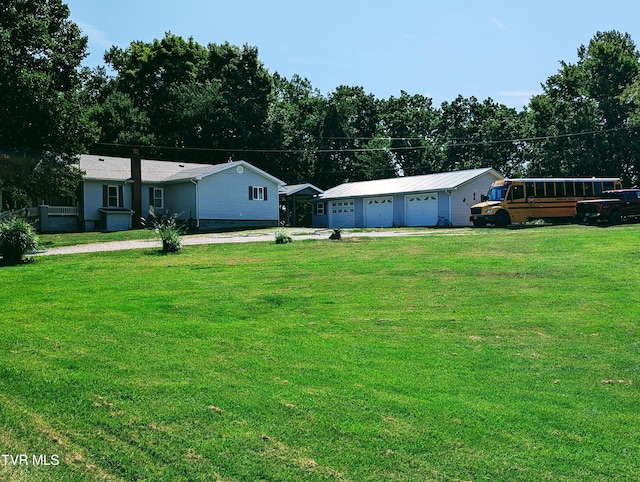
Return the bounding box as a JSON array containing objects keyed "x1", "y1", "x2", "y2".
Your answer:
[{"x1": 93, "y1": 125, "x2": 637, "y2": 155}]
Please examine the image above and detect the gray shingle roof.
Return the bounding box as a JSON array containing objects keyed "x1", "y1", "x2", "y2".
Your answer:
[
  {"x1": 78, "y1": 155, "x2": 285, "y2": 185},
  {"x1": 319, "y1": 168, "x2": 501, "y2": 199}
]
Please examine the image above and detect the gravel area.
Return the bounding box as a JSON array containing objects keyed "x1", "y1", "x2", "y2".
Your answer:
[{"x1": 35, "y1": 228, "x2": 469, "y2": 256}]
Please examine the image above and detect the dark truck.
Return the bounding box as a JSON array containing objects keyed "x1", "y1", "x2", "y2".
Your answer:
[{"x1": 576, "y1": 189, "x2": 640, "y2": 225}]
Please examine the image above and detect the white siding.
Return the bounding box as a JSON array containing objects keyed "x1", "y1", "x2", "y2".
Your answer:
[
  {"x1": 197, "y1": 166, "x2": 279, "y2": 222},
  {"x1": 164, "y1": 183, "x2": 197, "y2": 221},
  {"x1": 83, "y1": 181, "x2": 131, "y2": 221},
  {"x1": 450, "y1": 174, "x2": 497, "y2": 226}
]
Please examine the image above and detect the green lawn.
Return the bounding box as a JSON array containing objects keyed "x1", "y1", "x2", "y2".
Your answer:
[
  {"x1": 37, "y1": 229, "x2": 164, "y2": 248},
  {"x1": 1, "y1": 225, "x2": 639, "y2": 481}
]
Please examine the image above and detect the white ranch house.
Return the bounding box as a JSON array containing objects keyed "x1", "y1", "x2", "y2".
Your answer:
[
  {"x1": 3, "y1": 155, "x2": 286, "y2": 232},
  {"x1": 312, "y1": 168, "x2": 503, "y2": 228},
  {"x1": 78, "y1": 155, "x2": 285, "y2": 232}
]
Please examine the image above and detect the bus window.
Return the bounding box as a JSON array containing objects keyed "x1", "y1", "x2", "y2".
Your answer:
[
  {"x1": 584, "y1": 182, "x2": 593, "y2": 196},
  {"x1": 544, "y1": 182, "x2": 555, "y2": 197},
  {"x1": 603, "y1": 181, "x2": 615, "y2": 191},
  {"x1": 525, "y1": 182, "x2": 535, "y2": 199},
  {"x1": 510, "y1": 185, "x2": 525, "y2": 201},
  {"x1": 566, "y1": 182, "x2": 575, "y2": 197},
  {"x1": 535, "y1": 182, "x2": 545, "y2": 197},
  {"x1": 594, "y1": 182, "x2": 603, "y2": 195},
  {"x1": 487, "y1": 185, "x2": 508, "y2": 201},
  {"x1": 574, "y1": 182, "x2": 584, "y2": 196},
  {"x1": 556, "y1": 182, "x2": 565, "y2": 197}
]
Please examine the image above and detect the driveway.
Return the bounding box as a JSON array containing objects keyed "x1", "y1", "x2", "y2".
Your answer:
[{"x1": 36, "y1": 228, "x2": 471, "y2": 256}]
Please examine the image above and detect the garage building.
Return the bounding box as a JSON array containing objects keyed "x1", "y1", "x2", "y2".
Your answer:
[{"x1": 312, "y1": 168, "x2": 503, "y2": 228}]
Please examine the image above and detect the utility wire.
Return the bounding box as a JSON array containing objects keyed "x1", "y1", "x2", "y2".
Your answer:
[{"x1": 93, "y1": 125, "x2": 637, "y2": 155}]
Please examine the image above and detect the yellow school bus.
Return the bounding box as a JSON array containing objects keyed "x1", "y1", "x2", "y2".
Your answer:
[{"x1": 469, "y1": 177, "x2": 622, "y2": 227}]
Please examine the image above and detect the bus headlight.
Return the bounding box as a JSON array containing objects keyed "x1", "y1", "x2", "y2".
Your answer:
[{"x1": 485, "y1": 208, "x2": 494, "y2": 214}]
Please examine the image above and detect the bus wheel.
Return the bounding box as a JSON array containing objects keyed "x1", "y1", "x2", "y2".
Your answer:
[
  {"x1": 473, "y1": 218, "x2": 487, "y2": 227},
  {"x1": 494, "y1": 210, "x2": 511, "y2": 228}
]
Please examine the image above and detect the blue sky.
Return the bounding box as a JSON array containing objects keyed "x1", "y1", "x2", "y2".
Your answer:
[{"x1": 65, "y1": 0, "x2": 640, "y2": 110}]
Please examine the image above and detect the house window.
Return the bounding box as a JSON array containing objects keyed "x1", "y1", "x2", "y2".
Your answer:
[
  {"x1": 316, "y1": 202, "x2": 325, "y2": 216},
  {"x1": 103, "y1": 185, "x2": 123, "y2": 208},
  {"x1": 107, "y1": 186, "x2": 119, "y2": 207},
  {"x1": 152, "y1": 188, "x2": 164, "y2": 209},
  {"x1": 249, "y1": 186, "x2": 268, "y2": 201}
]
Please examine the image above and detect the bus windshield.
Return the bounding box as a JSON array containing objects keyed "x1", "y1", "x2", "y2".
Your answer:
[{"x1": 487, "y1": 185, "x2": 508, "y2": 201}]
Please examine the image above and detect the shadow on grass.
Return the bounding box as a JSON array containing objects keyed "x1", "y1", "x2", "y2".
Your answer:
[
  {"x1": 142, "y1": 249, "x2": 182, "y2": 256},
  {"x1": 0, "y1": 256, "x2": 37, "y2": 267}
]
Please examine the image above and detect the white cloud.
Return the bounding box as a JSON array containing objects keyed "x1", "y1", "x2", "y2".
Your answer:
[
  {"x1": 489, "y1": 17, "x2": 507, "y2": 30},
  {"x1": 500, "y1": 90, "x2": 540, "y2": 98},
  {"x1": 77, "y1": 20, "x2": 113, "y2": 49},
  {"x1": 498, "y1": 90, "x2": 541, "y2": 109}
]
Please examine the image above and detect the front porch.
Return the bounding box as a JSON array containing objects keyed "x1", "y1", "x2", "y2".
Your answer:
[{"x1": 1, "y1": 206, "x2": 80, "y2": 233}]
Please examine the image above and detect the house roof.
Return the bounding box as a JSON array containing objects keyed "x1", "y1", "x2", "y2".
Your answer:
[
  {"x1": 319, "y1": 168, "x2": 503, "y2": 200},
  {"x1": 79, "y1": 155, "x2": 285, "y2": 185}
]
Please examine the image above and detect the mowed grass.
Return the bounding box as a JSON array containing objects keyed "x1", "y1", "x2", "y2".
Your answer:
[
  {"x1": 1, "y1": 225, "x2": 639, "y2": 481},
  {"x1": 37, "y1": 229, "x2": 160, "y2": 248}
]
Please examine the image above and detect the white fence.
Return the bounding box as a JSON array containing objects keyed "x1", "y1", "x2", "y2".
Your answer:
[
  {"x1": 47, "y1": 206, "x2": 79, "y2": 216},
  {"x1": 1, "y1": 206, "x2": 80, "y2": 232}
]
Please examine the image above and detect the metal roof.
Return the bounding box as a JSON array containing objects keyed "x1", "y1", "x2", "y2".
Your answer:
[
  {"x1": 505, "y1": 177, "x2": 621, "y2": 183},
  {"x1": 319, "y1": 168, "x2": 502, "y2": 200},
  {"x1": 279, "y1": 183, "x2": 324, "y2": 196},
  {"x1": 79, "y1": 155, "x2": 284, "y2": 185}
]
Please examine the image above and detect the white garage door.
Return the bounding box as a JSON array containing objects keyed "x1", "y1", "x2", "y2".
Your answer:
[
  {"x1": 328, "y1": 199, "x2": 355, "y2": 228},
  {"x1": 364, "y1": 196, "x2": 394, "y2": 227},
  {"x1": 405, "y1": 193, "x2": 438, "y2": 226}
]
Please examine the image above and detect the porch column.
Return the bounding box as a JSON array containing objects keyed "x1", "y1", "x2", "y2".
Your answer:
[{"x1": 131, "y1": 149, "x2": 142, "y2": 229}]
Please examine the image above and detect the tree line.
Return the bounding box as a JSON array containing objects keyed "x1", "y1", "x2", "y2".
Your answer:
[{"x1": 2, "y1": 0, "x2": 640, "y2": 207}]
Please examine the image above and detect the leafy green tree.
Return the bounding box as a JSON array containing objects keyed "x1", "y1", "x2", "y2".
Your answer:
[
  {"x1": 378, "y1": 92, "x2": 441, "y2": 176},
  {"x1": 0, "y1": 0, "x2": 96, "y2": 202},
  {"x1": 527, "y1": 31, "x2": 640, "y2": 183},
  {"x1": 81, "y1": 67, "x2": 154, "y2": 146},
  {"x1": 102, "y1": 35, "x2": 272, "y2": 162},
  {"x1": 262, "y1": 74, "x2": 326, "y2": 184},
  {"x1": 437, "y1": 96, "x2": 525, "y2": 176},
  {"x1": 314, "y1": 85, "x2": 384, "y2": 187}
]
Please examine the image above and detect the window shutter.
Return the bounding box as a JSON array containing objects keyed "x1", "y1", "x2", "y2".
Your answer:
[
  {"x1": 248, "y1": 186, "x2": 253, "y2": 200},
  {"x1": 263, "y1": 186, "x2": 268, "y2": 201},
  {"x1": 102, "y1": 185, "x2": 108, "y2": 207},
  {"x1": 149, "y1": 188, "x2": 154, "y2": 209},
  {"x1": 118, "y1": 185, "x2": 124, "y2": 208}
]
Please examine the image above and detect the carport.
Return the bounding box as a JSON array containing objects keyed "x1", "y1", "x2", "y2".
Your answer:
[{"x1": 279, "y1": 183, "x2": 324, "y2": 227}]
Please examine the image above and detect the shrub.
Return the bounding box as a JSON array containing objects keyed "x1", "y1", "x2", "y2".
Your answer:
[
  {"x1": 275, "y1": 230, "x2": 293, "y2": 244},
  {"x1": 0, "y1": 217, "x2": 40, "y2": 265},
  {"x1": 141, "y1": 208, "x2": 186, "y2": 253}
]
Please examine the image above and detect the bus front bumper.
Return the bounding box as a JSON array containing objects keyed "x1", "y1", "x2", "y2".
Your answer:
[{"x1": 470, "y1": 215, "x2": 494, "y2": 224}]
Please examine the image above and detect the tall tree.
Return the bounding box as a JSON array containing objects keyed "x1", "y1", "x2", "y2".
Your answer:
[
  {"x1": 437, "y1": 96, "x2": 525, "y2": 176},
  {"x1": 527, "y1": 31, "x2": 640, "y2": 183},
  {"x1": 0, "y1": 0, "x2": 95, "y2": 204},
  {"x1": 314, "y1": 85, "x2": 383, "y2": 187},
  {"x1": 262, "y1": 74, "x2": 326, "y2": 184},
  {"x1": 81, "y1": 67, "x2": 154, "y2": 146},
  {"x1": 101, "y1": 35, "x2": 272, "y2": 162},
  {"x1": 379, "y1": 92, "x2": 441, "y2": 176}
]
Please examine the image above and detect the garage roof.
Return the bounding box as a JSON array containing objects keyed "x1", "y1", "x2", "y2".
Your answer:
[{"x1": 319, "y1": 168, "x2": 502, "y2": 200}]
